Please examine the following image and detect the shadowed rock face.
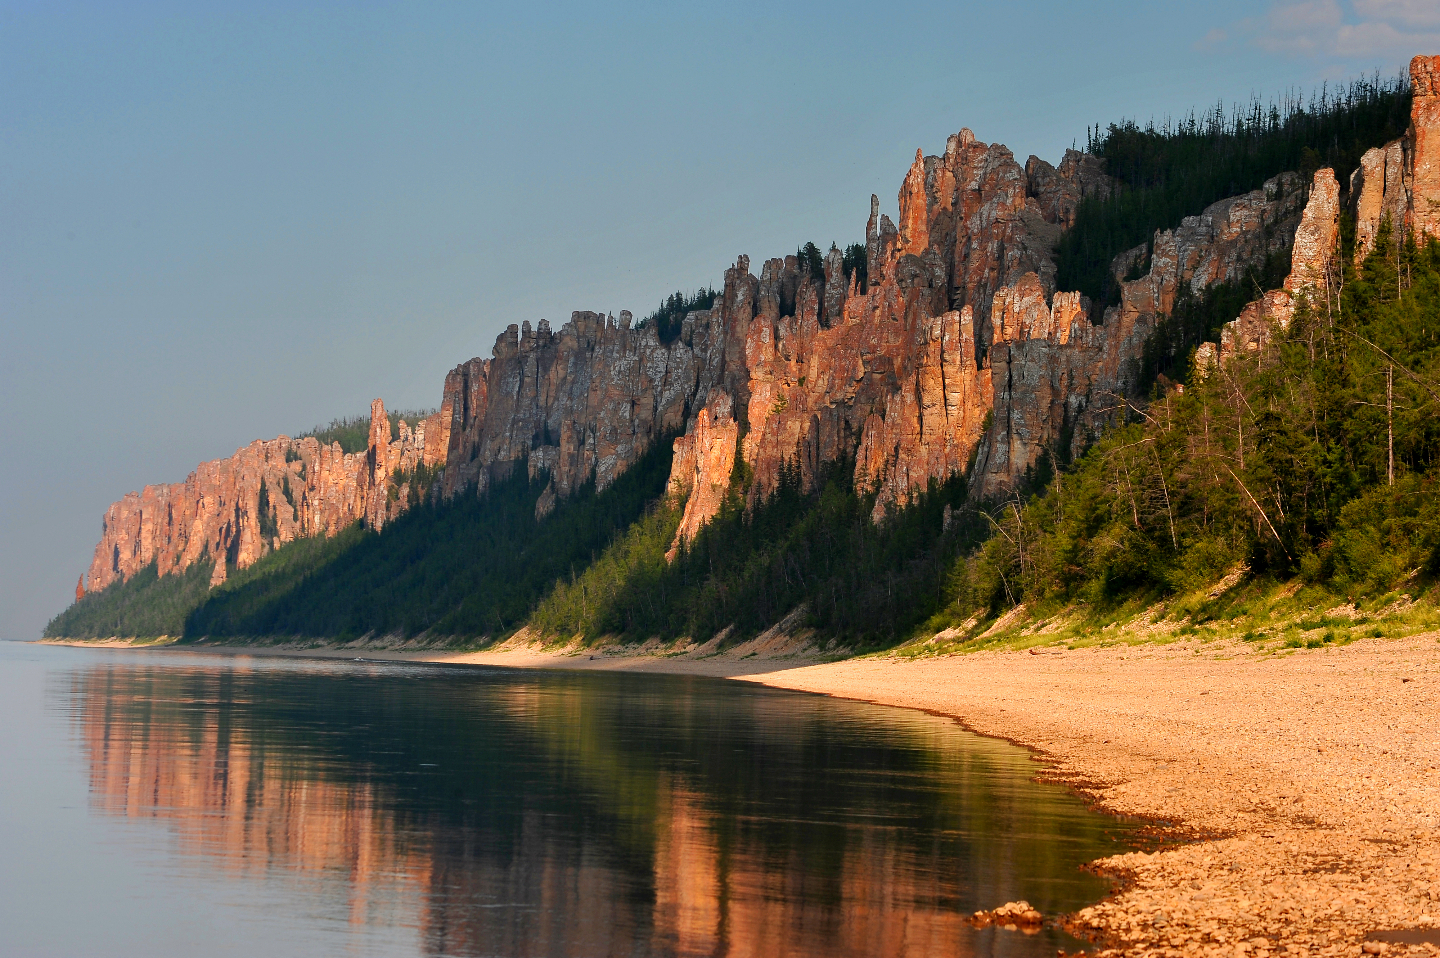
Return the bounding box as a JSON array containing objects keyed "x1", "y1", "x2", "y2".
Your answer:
[
  {"x1": 436, "y1": 311, "x2": 704, "y2": 508},
  {"x1": 1026, "y1": 149, "x2": 1112, "y2": 231},
  {"x1": 91, "y1": 67, "x2": 1440, "y2": 598}
]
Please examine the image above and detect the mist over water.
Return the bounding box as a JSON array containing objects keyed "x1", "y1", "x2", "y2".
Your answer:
[{"x1": 0, "y1": 642, "x2": 1138, "y2": 956}]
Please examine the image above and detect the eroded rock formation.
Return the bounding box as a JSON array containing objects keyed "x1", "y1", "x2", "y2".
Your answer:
[
  {"x1": 437, "y1": 311, "x2": 711, "y2": 510},
  {"x1": 1409, "y1": 54, "x2": 1440, "y2": 242},
  {"x1": 1352, "y1": 140, "x2": 1411, "y2": 259},
  {"x1": 1026, "y1": 149, "x2": 1112, "y2": 231},
  {"x1": 1217, "y1": 168, "x2": 1339, "y2": 362},
  {"x1": 669, "y1": 148, "x2": 1308, "y2": 540},
  {"x1": 82, "y1": 400, "x2": 445, "y2": 593},
  {"x1": 1206, "y1": 60, "x2": 1439, "y2": 371},
  {"x1": 971, "y1": 171, "x2": 1305, "y2": 498},
  {"x1": 668, "y1": 395, "x2": 739, "y2": 559},
  {"x1": 74, "y1": 130, "x2": 1312, "y2": 593},
  {"x1": 1351, "y1": 55, "x2": 1440, "y2": 259},
  {"x1": 81, "y1": 54, "x2": 1440, "y2": 599}
]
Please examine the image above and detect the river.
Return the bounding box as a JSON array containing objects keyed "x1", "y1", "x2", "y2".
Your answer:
[{"x1": 0, "y1": 641, "x2": 1137, "y2": 956}]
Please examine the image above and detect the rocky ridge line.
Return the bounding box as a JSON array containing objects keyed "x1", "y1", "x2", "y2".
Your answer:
[
  {"x1": 81, "y1": 399, "x2": 445, "y2": 594},
  {"x1": 76, "y1": 55, "x2": 1440, "y2": 599}
]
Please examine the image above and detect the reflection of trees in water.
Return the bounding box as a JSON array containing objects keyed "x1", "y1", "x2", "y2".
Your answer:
[{"x1": 65, "y1": 662, "x2": 1131, "y2": 957}]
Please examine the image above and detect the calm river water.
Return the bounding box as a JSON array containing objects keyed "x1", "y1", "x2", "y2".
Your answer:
[{"x1": 0, "y1": 641, "x2": 1137, "y2": 957}]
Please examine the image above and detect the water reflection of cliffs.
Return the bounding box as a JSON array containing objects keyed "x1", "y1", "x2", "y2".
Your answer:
[{"x1": 68, "y1": 660, "x2": 1129, "y2": 957}]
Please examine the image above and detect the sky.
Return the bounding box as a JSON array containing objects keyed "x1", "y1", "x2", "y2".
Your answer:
[{"x1": 2, "y1": 0, "x2": 1437, "y2": 639}]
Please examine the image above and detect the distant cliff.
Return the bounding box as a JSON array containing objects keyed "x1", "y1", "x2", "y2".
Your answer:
[
  {"x1": 82, "y1": 399, "x2": 446, "y2": 594},
  {"x1": 72, "y1": 55, "x2": 1440, "y2": 610}
]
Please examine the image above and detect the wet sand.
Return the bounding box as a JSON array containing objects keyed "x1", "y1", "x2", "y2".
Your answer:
[{"x1": 43, "y1": 634, "x2": 1440, "y2": 955}]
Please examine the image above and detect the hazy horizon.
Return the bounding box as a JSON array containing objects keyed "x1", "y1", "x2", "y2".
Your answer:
[{"x1": 4, "y1": 0, "x2": 1437, "y2": 638}]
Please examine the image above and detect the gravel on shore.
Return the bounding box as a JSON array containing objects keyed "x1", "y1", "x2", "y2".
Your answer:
[{"x1": 737, "y1": 637, "x2": 1440, "y2": 957}]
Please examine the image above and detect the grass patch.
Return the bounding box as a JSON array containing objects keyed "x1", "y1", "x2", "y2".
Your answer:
[{"x1": 896, "y1": 569, "x2": 1439, "y2": 657}]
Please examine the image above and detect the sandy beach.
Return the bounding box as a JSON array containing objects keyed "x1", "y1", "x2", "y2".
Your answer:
[
  {"x1": 739, "y1": 639, "x2": 1440, "y2": 956},
  {"x1": 45, "y1": 634, "x2": 1440, "y2": 955}
]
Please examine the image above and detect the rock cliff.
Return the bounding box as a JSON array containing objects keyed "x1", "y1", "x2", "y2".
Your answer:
[
  {"x1": 82, "y1": 400, "x2": 445, "y2": 594},
  {"x1": 1214, "y1": 168, "x2": 1339, "y2": 363},
  {"x1": 969, "y1": 171, "x2": 1305, "y2": 501},
  {"x1": 79, "y1": 56, "x2": 1440, "y2": 597},
  {"x1": 436, "y1": 311, "x2": 705, "y2": 509},
  {"x1": 669, "y1": 142, "x2": 1306, "y2": 538},
  {"x1": 72, "y1": 136, "x2": 1310, "y2": 593},
  {"x1": 1351, "y1": 55, "x2": 1440, "y2": 258}
]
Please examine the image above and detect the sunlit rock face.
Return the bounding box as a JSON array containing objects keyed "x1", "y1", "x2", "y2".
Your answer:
[
  {"x1": 419, "y1": 54, "x2": 1436, "y2": 545},
  {"x1": 968, "y1": 169, "x2": 1307, "y2": 499},
  {"x1": 85, "y1": 81, "x2": 1381, "y2": 593},
  {"x1": 1352, "y1": 141, "x2": 1412, "y2": 260},
  {"x1": 1212, "y1": 64, "x2": 1440, "y2": 368},
  {"x1": 1218, "y1": 169, "x2": 1340, "y2": 363},
  {"x1": 668, "y1": 394, "x2": 739, "y2": 560},
  {"x1": 1412, "y1": 55, "x2": 1440, "y2": 243},
  {"x1": 666, "y1": 133, "x2": 1311, "y2": 537},
  {"x1": 1350, "y1": 55, "x2": 1440, "y2": 259},
  {"x1": 1207, "y1": 57, "x2": 1440, "y2": 371},
  {"x1": 83, "y1": 398, "x2": 443, "y2": 593},
  {"x1": 662, "y1": 129, "x2": 1084, "y2": 540}
]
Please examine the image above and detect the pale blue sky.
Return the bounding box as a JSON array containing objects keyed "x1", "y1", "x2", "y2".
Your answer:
[{"x1": 3, "y1": 0, "x2": 1435, "y2": 637}]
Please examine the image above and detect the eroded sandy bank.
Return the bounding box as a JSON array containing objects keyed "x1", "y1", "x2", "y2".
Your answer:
[{"x1": 42, "y1": 635, "x2": 1440, "y2": 955}]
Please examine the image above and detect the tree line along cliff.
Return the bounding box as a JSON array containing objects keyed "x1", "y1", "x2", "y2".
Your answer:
[{"x1": 49, "y1": 55, "x2": 1440, "y2": 645}]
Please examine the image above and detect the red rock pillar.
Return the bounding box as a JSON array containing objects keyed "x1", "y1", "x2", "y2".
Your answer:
[
  {"x1": 365, "y1": 398, "x2": 390, "y2": 531},
  {"x1": 1411, "y1": 55, "x2": 1440, "y2": 243}
]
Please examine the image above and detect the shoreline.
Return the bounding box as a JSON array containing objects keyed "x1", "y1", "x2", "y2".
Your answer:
[{"x1": 40, "y1": 635, "x2": 1440, "y2": 955}]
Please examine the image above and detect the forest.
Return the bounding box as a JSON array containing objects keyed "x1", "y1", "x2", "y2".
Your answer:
[
  {"x1": 531, "y1": 460, "x2": 976, "y2": 649},
  {"x1": 183, "y1": 433, "x2": 677, "y2": 639}
]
